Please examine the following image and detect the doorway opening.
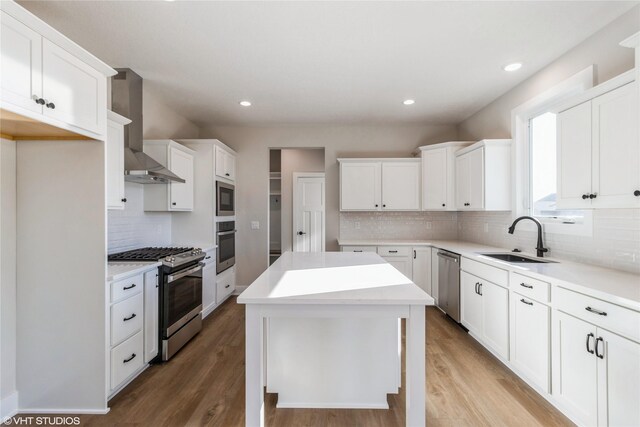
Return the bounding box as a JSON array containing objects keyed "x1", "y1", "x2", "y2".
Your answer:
[{"x1": 268, "y1": 148, "x2": 325, "y2": 265}]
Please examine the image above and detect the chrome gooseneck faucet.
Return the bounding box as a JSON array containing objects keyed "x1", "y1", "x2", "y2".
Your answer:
[{"x1": 508, "y1": 216, "x2": 549, "y2": 258}]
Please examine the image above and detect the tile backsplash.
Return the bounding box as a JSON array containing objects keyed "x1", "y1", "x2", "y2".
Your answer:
[
  {"x1": 340, "y1": 209, "x2": 640, "y2": 274},
  {"x1": 108, "y1": 182, "x2": 172, "y2": 253},
  {"x1": 340, "y1": 211, "x2": 459, "y2": 241},
  {"x1": 458, "y1": 210, "x2": 640, "y2": 274}
]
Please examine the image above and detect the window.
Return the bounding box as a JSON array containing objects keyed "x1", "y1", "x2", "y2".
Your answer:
[{"x1": 529, "y1": 112, "x2": 585, "y2": 224}]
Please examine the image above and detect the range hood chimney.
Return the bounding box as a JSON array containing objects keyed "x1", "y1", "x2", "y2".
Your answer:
[{"x1": 111, "y1": 68, "x2": 185, "y2": 184}]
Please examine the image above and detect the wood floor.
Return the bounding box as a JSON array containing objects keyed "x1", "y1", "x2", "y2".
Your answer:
[{"x1": 77, "y1": 297, "x2": 572, "y2": 426}]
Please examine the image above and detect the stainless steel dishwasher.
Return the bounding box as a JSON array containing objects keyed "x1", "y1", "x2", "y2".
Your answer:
[{"x1": 437, "y1": 249, "x2": 461, "y2": 322}]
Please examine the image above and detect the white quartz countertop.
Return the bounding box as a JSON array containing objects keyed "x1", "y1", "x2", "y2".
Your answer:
[
  {"x1": 238, "y1": 251, "x2": 435, "y2": 306},
  {"x1": 107, "y1": 262, "x2": 161, "y2": 282},
  {"x1": 338, "y1": 239, "x2": 640, "y2": 310}
]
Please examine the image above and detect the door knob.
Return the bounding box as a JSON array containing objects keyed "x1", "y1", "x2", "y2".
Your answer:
[{"x1": 297, "y1": 231, "x2": 306, "y2": 236}]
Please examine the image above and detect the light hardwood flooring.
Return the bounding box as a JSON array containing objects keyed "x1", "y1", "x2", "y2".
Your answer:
[{"x1": 75, "y1": 297, "x2": 572, "y2": 426}]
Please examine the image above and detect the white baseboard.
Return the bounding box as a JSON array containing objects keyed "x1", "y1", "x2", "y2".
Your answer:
[
  {"x1": 17, "y1": 408, "x2": 110, "y2": 415},
  {"x1": 0, "y1": 392, "x2": 18, "y2": 419},
  {"x1": 276, "y1": 401, "x2": 389, "y2": 409}
]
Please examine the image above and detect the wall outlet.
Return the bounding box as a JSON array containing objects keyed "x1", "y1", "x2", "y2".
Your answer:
[
  {"x1": 426, "y1": 222, "x2": 432, "y2": 230},
  {"x1": 251, "y1": 221, "x2": 260, "y2": 230},
  {"x1": 355, "y1": 222, "x2": 361, "y2": 229},
  {"x1": 484, "y1": 223, "x2": 489, "y2": 233}
]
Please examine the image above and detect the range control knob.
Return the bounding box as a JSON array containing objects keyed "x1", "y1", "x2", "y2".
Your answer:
[{"x1": 164, "y1": 256, "x2": 172, "y2": 262}]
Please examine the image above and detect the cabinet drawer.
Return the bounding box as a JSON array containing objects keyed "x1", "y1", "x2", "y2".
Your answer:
[
  {"x1": 111, "y1": 273, "x2": 144, "y2": 303},
  {"x1": 556, "y1": 287, "x2": 640, "y2": 342},
  {"x1": 111, "y1": 331, "x2": 143, "y2": 391},
  {"x1": 512, "y1": 272, "x2": 550, "y2": 303},
  {"x1": 111, "y1": 292, "x2": 144, "y2": 346},
  {"x1": 341, "y1": 245, "x2": 377, "y2": 253},
  {"x1": 216, "y1": 268, "x2": 235, "y2": 304},
  {"x1": 377, "y1": 246, "x2": 411, "y2": 257},
  {"x1": 461, "y1": 257, "x2": 508, "y2": 287}
]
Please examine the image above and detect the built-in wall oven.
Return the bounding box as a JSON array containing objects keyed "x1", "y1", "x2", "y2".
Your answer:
[
  {"x1": 216, "y1": 181, "x2": 235, "y2": 216},
  {"x1": 216, "y1": 221, "x2": 236, "y2": 273}
]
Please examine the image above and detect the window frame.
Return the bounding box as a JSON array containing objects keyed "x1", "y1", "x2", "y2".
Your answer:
[{"x1": 510, "y1": 66, "x2": 595, "y2": 237}]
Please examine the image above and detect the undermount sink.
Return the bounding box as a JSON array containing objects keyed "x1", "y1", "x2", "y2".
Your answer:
[{"x1": 479, "y1": 253, "x2": 557, "y2": 264}]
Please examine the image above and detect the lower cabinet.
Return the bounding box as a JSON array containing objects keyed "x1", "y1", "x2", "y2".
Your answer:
[
  {"x1": 143, "y1": 269, "x2": 158, "y2": 364},
  {"x1": 460, "y1": 270, "x2": 509, "y2": 360},
  {"x1": 216, "y1": 266, "x2": 236, "y2": 305},
  {"x1": 510, "y1": 293, "x2": 550, "y2": 392},
  {"x1": 554, "y1": 311, "x2": 640, "y2": 427},
  {"x1": 411, "y1": 247, "x2": 432, "y2": 294},
  {"x1": 202, "y1": 255, "x2": 217, "y2": 318},
  {"x1": 111, "y1": 331, "x2": 144, "y2": 391},
  {"x1": 378, "y1": 246, "x2": 413, "y2": 280}
]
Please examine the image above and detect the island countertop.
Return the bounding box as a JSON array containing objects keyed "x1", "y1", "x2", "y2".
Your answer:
[{"x1": 237, "y1": 251, "x2": 434, "y2": 306}]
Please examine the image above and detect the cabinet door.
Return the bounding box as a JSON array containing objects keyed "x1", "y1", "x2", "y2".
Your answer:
[
  {"x1": 455, "y1": 154, "x2": 469, "y2": 209},
  {"x1": 466, "y1": 148, "x2": 484, "y2": 210},
  {"x1": 0, "y1": 12, "x2": 42, "y2": 114},
  {"x1": 554, "y1": 312, "x2": 598, "y2": 426},
  {"x1": 41, "y1": 39, "x2": 105, "y2": 136},
  {"x1": 169, "y1": 147, "x2": 193, "y2": 210},
  {"x1": 411, "y1": 247, "x2": 432, "y2": 295},
  {"x1": 381, "y1": 256, "x2": 412, "y2": 280},
  {"x1": 225, "y1": 151, "x2": 236, "y2": 181},
  {"x1": 340, "y1": 162, "x2": 381, "y2": 211},
  {"x1": 422, "y1": 149, "x2": 448, "y2": 210},
  {"x1": 215, "y1": 146, "x2": 235, "y2": 180},
  {"x1": 557, "y1": 101, "x2": 592, "y2": 208},
  {"x1": 511, "y1": 294, "x2": 550, "y2": 392},
  {"x1": 430, "y1": 249, "x2": 439, "y2": 304},
  {"x1": 107, "y1": 120, "x2": 125, "y2": 210},
  {"x1": 592, "y1": 82, "x2": 640, "y2": 208},
  {"x1": 460, "y1": 271, "x2": 482, "y2": 336},
  {"x1": 481, "y1": 280, "x2": 508, "y2": 359},
  {"x1": 143, "y1": 270, "x2": 158, "y2": 364},
  {"x1": 381, "y1": 162, "x2": 421, "y2": 210},
  {"x1": 596, "y1": 329, "x2": 640, "y2": 427},
  {"x1": 202, "y1": 262, "x2": 216, "y2": 317}
]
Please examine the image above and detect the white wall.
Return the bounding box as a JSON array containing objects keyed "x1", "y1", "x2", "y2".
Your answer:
[
  {"x1": 200, "y1": 124, "x2": 458, "y2": 287},
  {"x1": 455, "y1": 5, "x2": 640, "y2": 273},
  {"x1": 280, "y1": 148, "x2": 325, "y2": 253},
  {"x1": 0, "y1": 139, "x2": 17, "y2": 418},
  {"x1": 108, "y1": 88, "x2": 201, "y2": 253}
]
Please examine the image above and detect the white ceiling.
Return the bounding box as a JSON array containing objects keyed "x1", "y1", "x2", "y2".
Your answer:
[{"x1": 19, "y1": 1, "x2": 638, "y2": 127}]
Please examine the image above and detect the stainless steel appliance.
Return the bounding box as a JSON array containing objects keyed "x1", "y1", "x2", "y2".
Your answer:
[
  {"x1": 437, "y1": 249, "x2": 461, "y2": 322},
  {"x1": 216, "y1": 221, "x2": 236, "y2": 273},
  {"x1": 108, "y1": 246, "x2": 205, "y2": 361},
  {"x1": 216, "y1": 181, "x2": 235, "y2": 216}
]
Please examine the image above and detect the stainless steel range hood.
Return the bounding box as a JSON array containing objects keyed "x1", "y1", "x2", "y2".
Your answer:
[{"x1": 111, "y1": 69, "x2": 185, "y2": 184}]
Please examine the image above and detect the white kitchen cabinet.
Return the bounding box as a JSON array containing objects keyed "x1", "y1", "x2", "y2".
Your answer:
[
  {"x1": 510, "y1": 293, "x2": 550, "y2": 392},
  {"x1": 430, "y1": 249, "x2": 439, "y2": 304},
  {"x1": 381, "y1": 161, "x2": 421, "y2": 210},
  {"x1": 411, "y1": 247, "x2": 432, "y2": 295},
  {"x1": 216, "y1": 266, "x2": 236, "y2": 304},
  {"x1": 106, "y1": 111, "x2": 131, "y2": 210},
  {"x1": 143, "y1": 140, "x2": 195, "y2": 212},
  {"x1": 377, "y1": 246, "x2": 413, "y2": 279},
  {"x1": 420, "y1": 142, "x2": 472, "y2": 211},
  {"x1": 455, "y1": 140, "x2": 511, "y2": 211},
  {"x1": 202, "y1": 249, "x2": 217, "y2": 318},
  {"x1": 339, "y1": 159, "x2": 421, "y2": 211},
  {"x1": 557, "y1": 79, "x2": 639, "y2": 209},
  {"x1": 0, "y1": 11, "x2": 42, "y2": 114},
  {"x1": 215, "y1": 145, "x2": 236, "y2": 181},
  {"x1": 0, "y1": 5, "x2": 112, "y2": 140},
  {"x1": 460, "y1": 269, "x2": 509, "y2": 360},
  {"x1": 339, "y1": 161, "x2": 381, "y2": 210},
  {"x1": 143, "y1": 269, "x2": 158, "y2": 364}
]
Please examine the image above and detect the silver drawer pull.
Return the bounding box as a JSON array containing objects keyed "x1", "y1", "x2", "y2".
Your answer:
[
  {"x1": 585, "y1": 307, "x2": 607, "y2": 316},
  {"x1": 520, "y1": 283, "x2": 533, "y2": 289}
]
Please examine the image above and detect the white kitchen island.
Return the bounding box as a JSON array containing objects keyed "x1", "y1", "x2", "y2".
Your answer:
[{"x1": 237, "y1": 251, "x2": 434, "y2": 427}]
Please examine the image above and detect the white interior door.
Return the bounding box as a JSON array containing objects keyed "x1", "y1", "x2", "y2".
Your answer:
[{"x1": 293, "y1": 174, "x2": 325, "y2": 252}]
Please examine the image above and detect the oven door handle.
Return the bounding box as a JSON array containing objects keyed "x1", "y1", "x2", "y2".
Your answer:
[
  {"x1": 217, "y1": 230, "x2": 237, "y2": 236},
  {"x1": 167, "y1": 262, "x2": 205, "y2": 283}
]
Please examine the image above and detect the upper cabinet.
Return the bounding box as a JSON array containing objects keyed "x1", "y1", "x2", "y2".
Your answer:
[
  {"x1": 455, "y1": 139, "x2": 511, "y2": 211},
  {"x1": 143, "y1": 140, "x2": 195, "y2": 212},
  {"x1": 0, "y1": 3, "x2": 115, "y2": 140},
  {"x1": 106, "y1": 111, "x2": 131, "y2": 210},
  {"x1": 420, "y1": 142, "x2": 472, "y2": 211},
  {"x1": 339, "y1": 159, "x2": 421, "y2": 211},
  {"x1": 215, "y1": 146, "x2": 236, "y2": 182},
  {"x1": 557, "y1": 78, "x2": 639, "y2": 209}
]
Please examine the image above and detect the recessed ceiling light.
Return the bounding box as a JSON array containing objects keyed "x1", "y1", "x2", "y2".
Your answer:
[
  {"x1": 503, "y1": 62, "x2": 522, "y2": 72},
  {"x1": 403, "y1": 99, "x2": 415, "y2": 105},
  {"x1": 239, "y1": 101, "x2": 252, "y2": 107}
]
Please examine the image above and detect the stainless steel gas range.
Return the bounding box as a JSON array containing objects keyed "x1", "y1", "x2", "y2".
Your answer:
[{"x1": 108, "y1": 247, "x2": 205, "y2": 361}]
